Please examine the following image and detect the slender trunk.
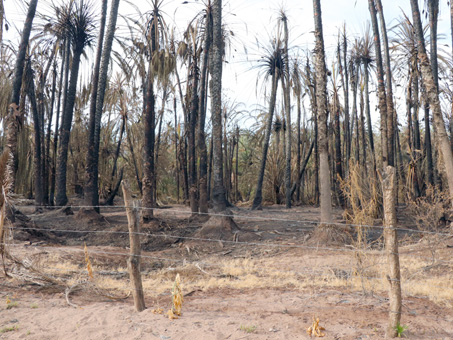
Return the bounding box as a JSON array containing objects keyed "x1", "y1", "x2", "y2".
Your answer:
[
  {"x1": 55, "y1": 46, "x2": 84, "y2": 206},
  {"x1": 296, "y1": 93, "x2": 301, "y2": 202},
  {"x1": 126, "y1": 121, "x2": 142, "y2": 194},
  {"x1": 210, "y1": 0, "x2": 227, "y2": 212},
  {"x1": 235, "y1": 126, "x2": 239, "y2": 202},
  {"x1": 282, "y1": 16, "x2": 291, "y2": 209},
  {"x1": 314, "y1": 98, "x2": 319, "y2": 205},
  {"x1": 343, "y1": 27, "x2": 350, "y2": 177},
  {"x1": 110, "y1": 114, "x2": 126, "y2": 182},
  {"x1": 423, "y1": 98, "x2": 434, "y2": 186},
  {"x1": 154, "y1": 92, "x2": 167, "y2": 204},
  {"x1": 291, "y1": 139, "x2": 314, "y2": 197},
  {"x1": 180, "y1": 135, "x2": 189, "y2": 202},
  {"x1": 252, "y1": 72, "x2": 279, "y2": 210},
  {"x1": 142, "y1": 65, "x2": 156, "y2": 221},
  {"x1": 51, "y1": 40, "x2": 69, "y2": 204},
  {"x1": 412, "y1": 63, "x2": 421, "y2": 152},
  {"x1": 46, "y1": 63, "x2": 57, "y2": 205},
  {"x1": 368, "y1": 0, "x2": 389, "y2": 168},
  {"x1": 411, "y1": 0, "x2": 453, "y2": 208},
  {"x1": 313, "y1": 0, "x2": 332, "y2": 223},
  {"x1": 359, "y1": 86, "x2": 367, "y2": 172},
  {"x1": 223, "y1": 110, "x2": 230, "y2": 202},
  {"x1": 188, "y1": 56, "x2": 199, "y2": 214},
  {"x1": 6, "y1": 0, "x2": 38, "y2": 191},
  {"x1": 364, "y1": 60, "x2": 376, "y2": 176},
  {"x1": 174, "y1": 97, "x2": 179, "y2": 203},
  {"x1": 84, "y1": 0, "x2": 109, "y2": 211},
  {"x1": 334, "y1": 91, "x2": 344, "y2": 206},
  {"x1": 207, "y1": 133, "x2": 213, "y2": 201},
  {"x1": 197, "y1": 8, "x2": 212, "y2": 214},
  {"x1": 428, "y1": 0, "x2": 439, "y2": 91},
  {"x1": 25, "y1": 61, "x2": 44, "y2": 206},
  {"x1": 38, "y1": 46, "x2": 56, "y2": 205},
  {"x1": 351, "y1": 64, "x2": 359, "y2": 163},
  {"x1": 376, "y1": 0, "x2": 395, "y2": 167}
]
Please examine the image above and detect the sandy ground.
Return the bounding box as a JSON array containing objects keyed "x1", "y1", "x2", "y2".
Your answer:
[{"x1": 1, "y1": 286, "x2": 452, "y2": 340}]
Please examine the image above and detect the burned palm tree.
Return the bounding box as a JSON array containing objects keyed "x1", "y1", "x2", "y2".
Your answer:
[
  {"x1": 55, "y1": 0, "x2": 95, "y2": 206},
  {"x1": 5, "y1": 0, "x2": 38, "y2": 192},
  {"x1": 251, "y1": 38, "x2": 285, "y2": 210},
  {"x1": 313, "y1": 0, "x2": 332, "y2": 224},
  {"x1": 84, "y1": 0, "x2": 120, "y2": 213}
]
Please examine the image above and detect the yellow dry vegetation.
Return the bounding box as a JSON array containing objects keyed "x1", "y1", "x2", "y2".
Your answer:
[
  {"x1": 84, "y1": 243, "x2": 94, "y2": 280},
  {"x1": 168, "y1": 273, "x2": 183, "y2": 320},
  {"x1": 307, "y1": 317, "x2": 325, "y2": 337}
]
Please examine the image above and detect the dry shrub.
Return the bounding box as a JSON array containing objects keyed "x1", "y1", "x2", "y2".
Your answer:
[
  {"x1": 406, "y1": 185, "x2": 451, "y2": 262},
  {"x1": 407, "y1": 185, "x2": 450, "y2": 233},
  {"x1": 340, "y1": 161, "x2": 381, "y2": 227},
  {"x1": 338, "y1": 161, "x2": 382, "y2": 294}
]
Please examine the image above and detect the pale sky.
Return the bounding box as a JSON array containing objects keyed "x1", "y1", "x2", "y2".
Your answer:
[{"x1": 3, "y1": 0, "x2": 452, "y2": 129}]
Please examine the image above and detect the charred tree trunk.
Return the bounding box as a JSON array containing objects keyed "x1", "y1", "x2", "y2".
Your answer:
[
  {"x1": 5, "y1": 0, "x2": 38, "y2": 191},
  {"x1": 252, "y1": 72, "x2": 279, "y2": 210},
  {"x1": 25, "y1": 60, "x2": 44, "y2": 206},
  {"x1": 83, "y1": 0, "x2": 109, "y2": 212},
  {"x1": 188, "y1": 56, "x2": 199, "y2": 215},
  {"x1": 197, "y1": 7, "x2": 212, "y2": 214},
  {"x1": 55, "y1": 45, "x2": 84, "y2": 206}
]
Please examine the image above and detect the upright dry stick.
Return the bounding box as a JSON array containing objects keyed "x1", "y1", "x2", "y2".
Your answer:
[
  {"x1": 381, "y1": 166, "x2": 402, "y2": 337},
  {"x1": 122, "y1": 181, "x2": 146, "y2": 312}
]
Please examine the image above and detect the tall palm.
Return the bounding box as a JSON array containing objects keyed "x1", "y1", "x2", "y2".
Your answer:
[
  {"x1": 375, "y1": 0, "x2": 395, "y2": 167},
  {"x1": 410, "y1": 0, "x2": 453, "y2": 209},
  {"x1": 209, "y1": 0, "x2": 226, "y2": 211},
  {"x1": 55, "y1": 0, "x2": 95, "y2": 206},
  {"x1": 313, "y1": 0, "x2": 332, "y2": 223},
  {"x1": 355, "y1": 28, "x2": 376, "y2": 176},
  {"x1": 197, "y1": 1, "x2": 213, "y2": 214},
  {"x1": 140, "y1": 0, "x2": 168, "y2": 222},
  {"x1": 82, "y1": 0, "x2": 108, "y2": 210},
  {"x1": 291, "y1": 59, "x2": 303, "y2": 202},
  {"x1": 251, "y1": 39, "x2": 285, "y2": 210},
  {"x1": 185, "y1": 23, "x2": 201, "y2": 215},
  {"x1": 392, "y1": 16, "x2": 424, "y2": 194},
  {"x1": 280, "y1": 10, "x2": 292, "y2": 209},
  {"x1": 368, "y1": 0, "x2": 389, "y2": 168},
  {"x1": 5, "y1": 0, "x2": 38, "y2": 191}
]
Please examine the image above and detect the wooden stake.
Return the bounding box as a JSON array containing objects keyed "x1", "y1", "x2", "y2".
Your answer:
[
  {"x1": 122, "y1": 181, "x2": 146, "y2": 312},
  {"x1": 381, "y1": 166, "x2": 402, "y2": 337}
]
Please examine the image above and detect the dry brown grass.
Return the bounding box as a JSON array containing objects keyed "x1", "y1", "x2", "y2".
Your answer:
[{"x1": 7, "y1": 246, "x2": 450, "y2": 307}]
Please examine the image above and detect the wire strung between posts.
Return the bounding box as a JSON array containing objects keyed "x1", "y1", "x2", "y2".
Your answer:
[
  {"x1": 15, "y1": 204, "x2": 453, "y2": 238},
  {"x1": 8, "y1": 225, "x2": 386, "y2": 255},
  {"x1": 8, "y1": 225, "x2": 453, "y2": 262}
]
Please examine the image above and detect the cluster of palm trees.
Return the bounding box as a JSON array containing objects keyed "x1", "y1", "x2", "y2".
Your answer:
[{"x1": 1, "y1": 0, "x2": 452, "y2": 226}]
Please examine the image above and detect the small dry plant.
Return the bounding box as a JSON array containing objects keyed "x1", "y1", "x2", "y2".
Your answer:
[
  {"x1": 306, "y1": 317, "x2": 325, "y2": 337},
  {"x1": 167, "y1": 273, "x2": 183, "y2": 319},
  {"x1": 84, "y1": 243, "x2": 94, "y2": 280},
  {"x1": 339, "y1": 162, "x2": 381, "y2": 294}
]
